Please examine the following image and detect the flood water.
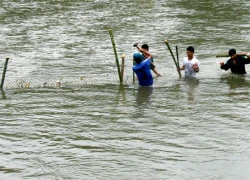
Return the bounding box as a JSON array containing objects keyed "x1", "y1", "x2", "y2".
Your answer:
[{"x1": 1, "y1": 0, "x2": 250, "y2": 179}]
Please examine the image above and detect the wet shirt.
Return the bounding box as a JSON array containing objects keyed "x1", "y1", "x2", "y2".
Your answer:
[
  {"x1": 221, "y1": 56, "x2": 250, "y2": 74},
  {"x1": 132, "y1": 58, "x2": 153, "y2": 86},
  {"x1": 183, "y1": 57, "x2": 200, "y2": 77}
]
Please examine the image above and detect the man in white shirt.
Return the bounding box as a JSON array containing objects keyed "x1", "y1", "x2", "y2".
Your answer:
[{"x1": 179, "y1": 46, "x2": 199, "y2": 78}]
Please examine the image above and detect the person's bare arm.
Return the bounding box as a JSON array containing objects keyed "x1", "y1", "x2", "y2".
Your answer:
[
  {"x1": 179, "y1": 66, "x2": 184, "y2": 70},
  {"x1": 135, "y1": 45, "x2": 152, "y2": 60}
]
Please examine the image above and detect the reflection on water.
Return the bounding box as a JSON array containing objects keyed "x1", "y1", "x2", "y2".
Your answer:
[
  {"x1": 220, "y1": 75, "x2": 250, "y2": 89},
  {"x1": 183, "y1": 77, "x2": 200, "y2": 102},
  {"x1": 136, "y1": 86, "x2": 153, "y2": 106},
  {"x1": 132, "y1": 86, "x2": 153, "y2": 118},
  {"x1": 0, "y1": 90, "x2": 7, "y2": 100},
  {"x1": 116, "y1": 84, "x2": 127, "y2": 103}
]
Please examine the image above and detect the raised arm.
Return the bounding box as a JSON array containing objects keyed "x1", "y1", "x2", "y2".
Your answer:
[{"x1": 134, "y1": 43, "x2": 152, "y2": 60}]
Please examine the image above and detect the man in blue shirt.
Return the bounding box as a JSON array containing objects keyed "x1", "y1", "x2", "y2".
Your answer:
[{"x1": 132, "y1": 45, "x2": 153, "y2": 86}]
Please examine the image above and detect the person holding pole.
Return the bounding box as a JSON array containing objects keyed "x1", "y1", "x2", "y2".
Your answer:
[
  {"x1": 179, "y1": 46, "x2": 199, "y2": 78},
  {"x1": 132, "y1": 44, "x2": 153, "y2": 86},
  {"x1": 220, "y1": 48, "x2": 250, "y2": 75},
  {"x1": 141, "y1": 44, "x2": 162, "y2": 77}
]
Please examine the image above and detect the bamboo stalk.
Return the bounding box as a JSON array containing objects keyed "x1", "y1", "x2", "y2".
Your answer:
[
  {"x1": 176, "y1": 45, "x2": 180, "y2": 68},
  {"x1": 216, "y1": 52, "x2": 249, "y2": 58},
  {"x1": 164, "y1": 40, "x2": 181, "y2": 78},
  {"x1": 0, "y1": 57, "x2": 9, "y2": 90},
  {"x1": 216, "y1": 52, "x2": 229, "y2": 58},
  {"x1": 121, "y1": 54, "x2": 125, "y2": 82},
  {"x1": 108, "y1": 29, "x2": 122, "y2": 84}
]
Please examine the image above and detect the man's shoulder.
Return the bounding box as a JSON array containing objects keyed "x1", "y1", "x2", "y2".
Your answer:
[
  {"x1": 132, "y1": 63, "x2": 141, "y2": 70},
  {"x1": 142, "y1": 58, "x2": 151, "y2": 64},
  {"x1": 237, "y1": 55, "x2": 247, "y2": 60},
  {"x1": 192, "y1": 57, "x2": 199, "y2": 63},
  {"x1": 193, "y1": 57, "x2": 199, "y2": 61}
]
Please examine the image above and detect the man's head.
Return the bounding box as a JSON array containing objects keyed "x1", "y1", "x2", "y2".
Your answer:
[
  {"x1": 228, "y1": 49, "x2": 236, "y2": 57},
  {"x1": 186, "y1": 46, "x2": 194, "y2": 53},
  {"x1": 141, "y1": 44, "x2": 149, "y2": 51},
  {"x1": 133, "y1": 52, "x2": 143, "y2": 64},
  {"x1": 186, "y1": 46, "x2": 194, "y2": 59}
]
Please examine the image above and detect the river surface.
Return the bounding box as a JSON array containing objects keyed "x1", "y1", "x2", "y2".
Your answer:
[{"x1": 1, "y1": 0, "x2": 250, "y2": 179}]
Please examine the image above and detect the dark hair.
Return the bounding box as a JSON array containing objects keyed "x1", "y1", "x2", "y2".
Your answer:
[
  {"x1": 141, "y1": 44, "x2": 149, "y2": 50},
  {"x1": 228, "y1": 49, "x2": 236, "y2": 56},
  {"x1": 187, "y1": 46, "x2": 194, "y2": 53}
]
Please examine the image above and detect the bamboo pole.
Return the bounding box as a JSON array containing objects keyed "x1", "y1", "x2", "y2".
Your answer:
[
  {"x1": 108, "y1": 29, "x2": 122, "y2": 84},
  {"x1": 121, "y1": 54, "x2": 125, "y2": 82},
  {"x1": 164, "y1": 40, "x2": 181, "y2": 78},
  {"x1": 176, "y1": 45, "x2": 180, "y2": 68},
  {"x1": 216, "y1": 52, "x2": 229, "y2": 58},
  {"x1": 0, "y1": 57, "x2": 9, "y2": 90},
  {"x1": 216, "y1": 52, "x2": 249, "y2": 58}
]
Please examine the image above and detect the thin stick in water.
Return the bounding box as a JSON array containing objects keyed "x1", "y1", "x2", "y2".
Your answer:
[
  {"x1": 164, "y1": 40, "x2": 181, "y2": 78},
  {"x1": 176, "y1": 45, "x2": 180, "y2": 68},
  {"x1": 108, "y1": 29, "x2": 122, "y2": 83},
  {"x1": 0, "y1": 57, "x2": 9, "y2": 90},
  {"x1": 121, "y1": 54, "x2": 125, "y2": 82}
]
